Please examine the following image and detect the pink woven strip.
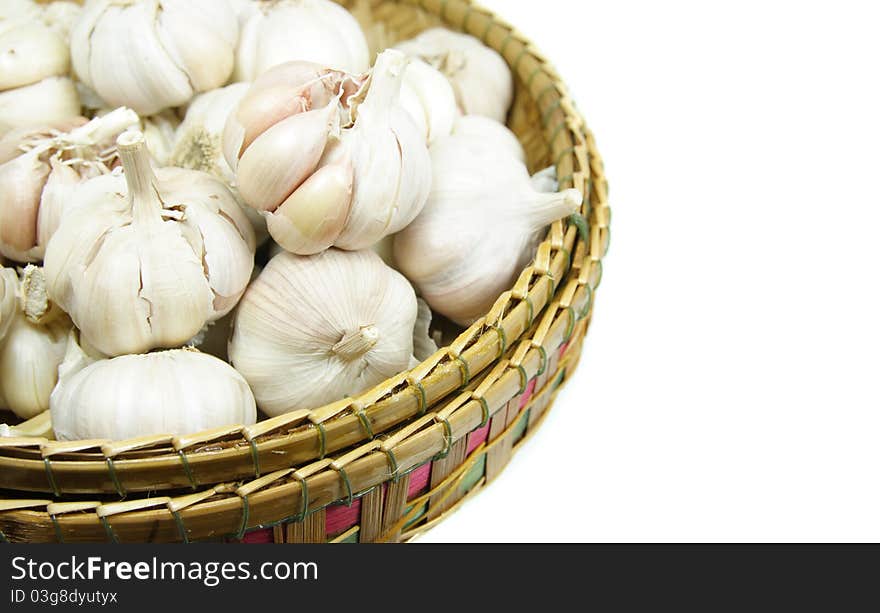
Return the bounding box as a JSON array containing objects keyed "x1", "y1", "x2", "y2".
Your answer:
[
  {"x1": 407, "y1": 463, "x2": 431, "y2": 498},
  {"x1": 466, "y1": 423, "x2": 491, "y2": 456},
  {"x1": 241, "y1": 528, "x2": 273, "y2": 544},
  {"x1": 519, "y1": 379, "x2": 537, "y2": 410},
  {"x1": 559, "y1": 342, "x2": 570, "y2": 356},
  {"x1": 325, "y1": 498, "x2": 362, "y2": 536}
]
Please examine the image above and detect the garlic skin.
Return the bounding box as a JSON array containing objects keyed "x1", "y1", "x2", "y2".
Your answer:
[
  {"x1": 399, "y1": 58, "x2": 457, "y2": 145},
  {"x1": 0, "y1": 267, "x2": 18, "y2": 342},
  {"x1": 44, "y1": 131, "x2": 255, "y2": 357},
  {"x1": 234, "y1": 0, "x2": 370, "y2": 81},
  {"x1": 172, "y1": 83, "x2": 250, "y2": 186},
  {"x1": 413, "y1": 298, "x2": 439, "y2": 362},
  {"x1": 226, "y1": 52, "x2": 430, "y2": 254},
  {"x1": 141, "y1": 110, "x2": 180, "y2": 166},
  {"x1": 0, "y1": 108, "x2": 139, "y2": 263},
  {"x1": 40, "y1": 1, "x2": 82, "y2": 41},
  {"x1": 394, "y1": 126, "x2": 582, "y2": 326},
  {"x1": 71, "y1": 0, "x2": 239, "y2": 116},
  {"x1": 51, "y1": 340, "x2": 256, "y2": 441},
  {"x1": 396, "y1": 28, "x2": 514, "y2": 123},
  {"x1": 450, "y1": 114, "x2": 526, "y2": 163},
  {"x1": 0, "y1": 10, "x2": 80, "y2": 138},
  {"x1": 0, "y1": 265, "x2": 71, "y2": 420},
  {"x1": 229, "y1": 249, "x2": 418, "y2": 416},
  {"x1": 223, "y1": 60, "x2": 359, "y2": 254},
  {"x1": 169, "y1": 83, "x2": 269, "y2": 245}
]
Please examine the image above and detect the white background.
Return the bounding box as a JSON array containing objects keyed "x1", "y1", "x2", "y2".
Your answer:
[{"x1": 421, "y1": 0, "x2": 880, "y2": 542}]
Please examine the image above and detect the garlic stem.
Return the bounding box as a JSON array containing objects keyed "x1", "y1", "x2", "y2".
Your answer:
[
  {"x1": 526, "y1": 188, "x2": 583, "y2": 229},
  {"x1": 65, "y1": 107, "x2": 138, "y2": 148},
  {"x1": 332, "y1": 325, "x2": 379, "y2": 360},
  {"x1": 117, "y1": 130, "x2": 164, "y2": 225},
  {"x1": 352, "y1": 50, "x2": 408, "y2": 120},
  {"x1": 20, "y1": 265, "x2": 61, "y2": 325}
]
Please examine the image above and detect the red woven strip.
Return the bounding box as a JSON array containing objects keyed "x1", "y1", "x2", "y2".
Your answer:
[
  {"x1": 519, "y1": 379, "x2": 537, "y2": 410},
  {"x1": 241, "y1": 528, "x2": 273, "y2": 544},
  {"x1": 325, "y1": 498, "x2": 362, "y2": 536},
  {"x1": 407, "y1": 463, "x2": 431, "y2": 498},
  {"x1": 559, "y1": 342, "x2": 570, "y2": 356},
  {"x1": 466, "y1": 423, "x2": 491, "y2": 456}
]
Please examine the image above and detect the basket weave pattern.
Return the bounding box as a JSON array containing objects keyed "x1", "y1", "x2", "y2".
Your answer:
[{"x1": 0, "y1": 0, "x2": 609, "y2": 543}]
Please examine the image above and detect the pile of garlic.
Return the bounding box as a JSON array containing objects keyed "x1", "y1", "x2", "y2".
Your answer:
[{"x1": 0, "y1": 0, "x2": 582, "y2": 444}]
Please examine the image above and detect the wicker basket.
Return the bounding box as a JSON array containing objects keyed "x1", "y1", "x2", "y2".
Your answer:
[{"x1": 0, "y1": 0, "x2": 609, "y2": 543}]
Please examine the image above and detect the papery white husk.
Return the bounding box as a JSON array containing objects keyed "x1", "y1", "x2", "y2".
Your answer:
[
  {"x1": 0, "y1": 20, "x2": 69, "y2": 91},
  {"x1": 44, "y1": 131, "x2": 255, "y2": 357},
  {"x1": 0, "y1": 77, "x2": 80, "y2": 138},
  {"x1": 449, "y1": 114, "x2": 525, "y2": 163},
  {"x1": 142, "y1": 110, "x2": 180, "y2": 166},
  {"x1": 234, "y1": 0, "x2": 370, "y2": 80},
  {"x1": 71, "y1": 0, "x2": 239, "y2": 115},
  {"x1": 229, "y1": 249, "x2": 418, "y2": 416},
  {"x1": 398, "y1": 58, "x2": 457, "y2": 145},
  {"x1": 329, "y1": 50, "x2": 431, "y2": 250},
  {"x1": 0, "y1": 107, "x2": 140, "y2": 262},
  {"x1": 0, "y1": 265, "x2": 71, "y2": 420},
  {"x1": 396, "y1": 27, "x2": 514, "y2": 123},
  {"x1": 394, "y1": 127, "x2": 582, "y2": 325},
  {"x1": 51, "y1": 336, "x2": 256, "y2": 441},
  {"x1": 170, "y1": 83, "x2": 269, "y2": 244}
]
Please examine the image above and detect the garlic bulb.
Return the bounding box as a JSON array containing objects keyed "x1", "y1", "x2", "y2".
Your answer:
[
  {"x1": 41, "y1": 1, "x2": 82, "y2": 40},
  {"x1": 44, "y1": 130, "x2": 255, "y2": 357},
  {"x1": 399, "y1": 58, "x2": 457, "y2": 145},
  {"x1": 169, "y1": 83, "x2": 270, "y2": 245},
  {"x1": 51, "y1": 336, "x2": 256, "y2": 441},
  {"x1": 396, "y1": 28, "x2": 514, "y2": 123},
  {"x1": 234, "y1": 0, "x2": 370, "y2": 81},
  {"x1": 394, "y1": 127, "x2": 582, "y2": 325},
  {"x1": 172, "y1": 83, "x2": 250, "y2": 185},
  {"x1": 71, "y1": 0, "x2": 239, "y2": 116},
  {"x1": 0, "y1": 265, "x2": 71, "y2": 420},
  {"x1": 141, "y1": 110, "x2": 180, "y2": 166},
  {"x1": 227, "y1": 51, "x2": 431, "y2": 254},
  {"x1": 450, "y1": 114, "x2": 526, "y2": 163},
  {"x1": 0, "y1": 107, "x2": 139, "y2": 262},
  {"x1": 229, "y1": 249, "x2": 418, "y2": 416},
  {"x1": 0, "y1": 10, "x2": 80, "y2": 138},
  {"x1": 0, "y1": 267, "x2": 18, "y2": 342}
]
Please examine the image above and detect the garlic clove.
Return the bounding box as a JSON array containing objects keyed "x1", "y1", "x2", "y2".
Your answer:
[
  {"x1": 0, "y1": 77, "x2": 81, "y2": 138},
  {"x1": 0, "y1": 151, "x2": 49, "y2": 258},
  {"x1": 235, "y1": 102, "x2": 339, "y2": 212},
  {"x1": 451, "y1": 114, "x2": 526, "y2": 163},
  {"x1": 267, "y1": 154, "x2": 354, "y2": 255},
  {"x1": 0, "y1": 21, "x2": 69, "y2": 91},
  {"x1": 0, "y1": 267, "x2": 17, "y2": 342},
  {"x1": 399, "y1": 58, "x2": 457, "y2": 145},
  {"x1": 155, "y1": 0, "x2": 238, "y2": 92},
  {"x1": 35, "y1": 158, "x2": 80, "y2": 254}
]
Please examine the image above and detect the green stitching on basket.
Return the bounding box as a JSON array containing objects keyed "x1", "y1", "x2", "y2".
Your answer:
[
  {"x1": 383, "y1": 446, "x2": 400, "y2": 482},
  {"x1": 354, "y1": 407, "x2": 374, "y2": 440},
  {"x1": 433, "y1": 416, "x2": 453, "y2": 460},
  {"x1": 554, "y1": 146, "x2": 577, "y2": 169},
  {"x1": 177, "y1": 449, "x2": 197, "y2": 490},
  {"x1": 557, "y1": 173, "x2": 574, "y2": 187},
  {"x1": 514, "y1": 364, "x2": 528, "y2": 395},
  {"x1": 526, "y1": 67, "x2": 544, "y2": 90},
  {"x1": 411, "y1": 380, "x2": 427, "y2": 417},
  {"x1": 43, "y1": 458, "x2": 60, "y2": 497},
  {"x1": 479, "y1": 15, "x2": 494, "y2": 43},
  {"x1": 0, "y1": 530, "x2": 7, "y2": 543},
  {"x1": 476, "y1": 396, "x2": 490, "y2": 428},
  {"x1": 569, "y1": 213, "x2": 589, "y2": 243},
  {"x1": 100, "y1": 516, "x2": 118, "y2": 544},
  {"x1": 537, "y1": 82, "x2": 558, "y2": 105},
  {"x1": 499, "y1": 31, "x2": 516, "y2": 57},
  {"x1": 334, "y1": 465, "x2": 354, "y2": 508},
  {"x1": 248, "y1": 438, "x2": 261, "y2": 478},
  {"x1": 294, "y1": 473, "x2": 309, "y2": 522},
  {"x1": 50, "y1": 514, "x2": 63, "y2": 543},
  {"x1": 105, "y1": 457, "x2": 125, "y2": 498},
  {"x1": 563, "y1": 306, "x2": 577, "y2": 343},
  {"x1": 523, "y1": 295, "x2": 534, "y2": 328},
  {"x1": 512, "y1": 46, "x2": 529, "y2": 72},
  {"x1": 172, "y1": 509, "x2": 189, "y2": 544},
  {"x1": 493, "y1": 323, "x2": 507, "y2": 357},
  {"x1": 455, "y1": 355, "x2": 471, "y2": 389},
  {"x1": 236, "y1": 494, "x2": 250, "y2": 540},
  {"x1": 534, "y1": 344, "x2": 549, "y2": 377},
  {"x1": 548, "y1": 121, "x2": 569, "y2": 149},
  {"x1": 579, "y1": 285, "x2": 593, "y2": 320},
  {"x1": 314, "y1": 422, "x2": 327, "y2": 460}
]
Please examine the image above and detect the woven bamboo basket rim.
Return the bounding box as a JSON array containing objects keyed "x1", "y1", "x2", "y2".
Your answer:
[
  {"x1": 0, "y1": 318, "x2": 588, "y2": 543},
  {"x1": 0, "y1": 0, "x2": 610, "y2": 500}
]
